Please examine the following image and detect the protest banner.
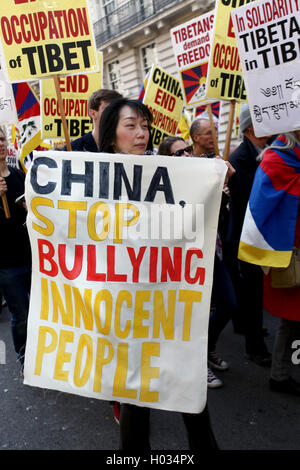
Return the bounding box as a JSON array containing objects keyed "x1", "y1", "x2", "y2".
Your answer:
[
  {"x1": 0, "y1": 0, "x2": 99, "y2": 82},
  {"x1": 23, "y1": 150, "x2": 227, "y2": 413},
  {"x1": 0, "y1": 80, "x2": 17, "y2": 124},
  {"x1": 41, "y1": 53, "x2": 103, "y2": 139},
  {"x1": 142, "y1": 65, "x2": 184, "y2": 148},
  {"x1": 206, "y1": 0, "x2": 254, "y2": 102},
  {"x1": 232, "y1": 0, "x2": 300, "y2": 137},
  {"x1": 170, "y1": 11, "x2": 215, "y2": 107}
]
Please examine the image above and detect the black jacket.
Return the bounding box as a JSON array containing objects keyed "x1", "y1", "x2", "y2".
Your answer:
[{"x1": 226, "y1": 137, "x2": 260, "y2": 254}]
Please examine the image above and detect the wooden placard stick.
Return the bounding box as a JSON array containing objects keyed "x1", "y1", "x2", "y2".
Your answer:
[
  {"x1": 1, "y1": 188, "x2": 10, "y2": 218},
  {"x1": 53, "y1": 75, "x2": 72, "y2": 151},
  {"x1": 206, "y1": 103, "x2": 219, "y2": 156},
  {"x1": 223, "y1": 100, "x2": 236, "y2": 161}
]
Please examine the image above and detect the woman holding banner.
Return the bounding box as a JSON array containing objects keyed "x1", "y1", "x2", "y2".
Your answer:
[{"x1": 98, "y1": 98, "x2": 219, "y2": 451}]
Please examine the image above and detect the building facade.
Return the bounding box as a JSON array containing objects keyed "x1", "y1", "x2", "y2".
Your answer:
[{"x1": 88, "y1": 0, "x2": 239, "y2": 151}]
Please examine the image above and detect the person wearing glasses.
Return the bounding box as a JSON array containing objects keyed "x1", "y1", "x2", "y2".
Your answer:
[
  {"x1": 190, "y1": 118, "x2": 217, "y2": 158},
  {"x1": 158, "y1": 136, "x2": 193, "y2": 157}
]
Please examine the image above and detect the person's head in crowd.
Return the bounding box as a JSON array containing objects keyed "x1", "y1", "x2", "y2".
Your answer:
[
  {"x1": 0, "y1": 127, "x2": 8, "y2": 162},
  {"x1": 98, "y1": 98, "x2": 153, "y2": 155},
  {"x1": 89, "y1": 89, "x2": 123, "y2": 143},
  {"x1": 158, "y1": 136, "x2": 193, "y2": 156},
  {"x1": 239, "y1": 103, "x2": 270, "y2": 149},
  {"x1": 190, "y1": 118, "x2": 217, "y2": 157}
]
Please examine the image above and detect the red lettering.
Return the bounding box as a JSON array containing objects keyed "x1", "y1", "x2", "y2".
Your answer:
[
  {"x1": 127, "y1": 246, "x2": 146, "y2": 283},
  {"x1": 58, "y1": 244, "x2": 83, "y2": 280},
  {"x1": 161, "y1": 247, "x2": 182, "y2": 282},
  {"x1": 185, "y1": 249, "x2": 205, "y2": 285},
  {"x1": 106, "y1": 246, "x2": 127, "y2": 282},
  {"x1": 149, "y1": 247, "x2": 158, "y2": 282},
  {"x1": 86, "y1": 245, "x2": 106, "y2": 281},
  {"x1": 38, "y1": 239, "x2": 58, "y2": 277}
]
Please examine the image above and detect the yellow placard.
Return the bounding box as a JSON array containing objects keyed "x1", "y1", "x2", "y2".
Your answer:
[
  {"x1": 206, "y1": 0, "x2": 255, "y2": 102},
  {"x1": 143, "y1": 65, "x2": 184, "y2": 147},
  {"x1": 0, "y1": 0, "x2": 99, "y2": 82},
  {"x1": 41, "y1": 52, "x2": 103, "y2": 139}
]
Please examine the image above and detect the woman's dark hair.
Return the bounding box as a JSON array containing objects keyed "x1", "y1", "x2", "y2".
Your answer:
[
  {"x1": 98, "y1": 98, "x2": 153, "y2": 153},
  {"x1": 158, "y1": 136, "x2": 185, "y2": 155}
]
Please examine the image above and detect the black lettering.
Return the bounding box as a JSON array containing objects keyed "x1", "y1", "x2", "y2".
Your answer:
[
  {"x1": 113, "y1": 163, "x2": 143, "y2": 201},
  {"x1": 46, "y1": 44, "x2": 64, "y2": 72},
  {"x1": 145, "y1": 167, "x2": 175, "y2": 204},
  {"x1": 61, "y1": 160, "x2": 94, "y2": 197},
  {"x1": 30, "y1": 157, "x2": 57, "y2": 194},
  {"x1": 99, "y1": 162, "x2": 109, "y2": 199}
]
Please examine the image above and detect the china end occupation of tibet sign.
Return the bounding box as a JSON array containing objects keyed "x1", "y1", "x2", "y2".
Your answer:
[
  {"x1": 0, "y1": 0, "x2": 99, "y2": 82},
  {"x1": 232, "y1": 0, "x2": 300, "y2": 137},
  {"x1": 23, "y1": 151, "x2": 227, "y2": 414}
]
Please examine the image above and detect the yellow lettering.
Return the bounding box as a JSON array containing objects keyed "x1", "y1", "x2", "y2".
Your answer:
[
  {"x1": 114, "y1": 203, "x2": 139, "y2": 244},
  {"x1": 133, "y1": 291, "x2": 150, "y2": 338},
  {"x1": 31, "y1": 197, "x2": 54, "y2": 236},
  {"x1": 113, "y1": 343, "x2": 137, "y2": 399},
  {"x1": 53, "y1": 329, "x2": 74, "y2": 381},
  {"x1": 179, "y1": 290, "x2": 202, "y2": 341},
  {"x1": 153, "y1": 290, "x2": 175, "y2": 339},
  {"x1": 114, "y1": 290, "x2": 132, "y2": 339},
  {"x1": 40, "y1": 277, "x2": 49, "y2": 320},
  {"x1": 94, "y1": 289, "x2": 112, "y2": 335},
  {"x1": 73, "y1": 287, "x2": 93, "y2": 331},
  {"x1": 93, "y1": 337, "x2": 114, "y2": 393},
  {"x1": 140, "y1": 342, "x2": 160, "y2": 402},
  {"x1": 88, "y1": 201, "x2": 110, "y2": 241},
  {"x1": 58, "y1": 200, "x2": 87, "y2": 238},
  {"x1": 74, "y1": 334, "x2": 93, "y2": 387},
  {"x1": 34, "y1": 326, "x2": 57, "y2": 375},
  {"x1": 51, "y1": 281, "x2": 73, "y2": 326}
]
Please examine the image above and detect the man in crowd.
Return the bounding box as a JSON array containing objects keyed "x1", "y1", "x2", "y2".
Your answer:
[
  {"x1": 65, "y1": 89, "x2": 123, "y2": 151},
  {"x1": 0, "y1": 127, "x2": 31, "y2": 373},
  {"x1": 190, "y1": 118, "x2": 217, "y2": 158},
  {"x1": 226, "y1": 103, "x2": 272, "y2": 367}
]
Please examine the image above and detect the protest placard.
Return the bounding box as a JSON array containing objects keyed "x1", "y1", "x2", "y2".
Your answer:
[
  {"x1": 41, "y1": 53, "x2": 103, "y2": 139},
  {"x1": 0, "y1": 0, "x2": 99, "y2": 82},
  {"x1": 0, "y1": 80, "x2": 17, "y2": 124},
  {"x1": 170, "y1": 11, "x2": 215, "y2": 107},
  {"x1": 232, "y1": 0, "x2": 300, "y2": 136},
  {"x1": 142, "y1": 65, "x2": 184, "y2": 147},
  {"x1": 23, "y1": 150, "x2": 227, "y2": 413},
  {"x1": 206, "y1": 0, "x2": 255, "y2": 102}
]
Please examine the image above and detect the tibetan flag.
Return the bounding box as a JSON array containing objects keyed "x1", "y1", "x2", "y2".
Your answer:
[
  {"x1": 238, "y1": 135, "x2": 300, "y2": 268},
  {"x1": 12, "y1": 82, "x2": 42, "y2": 173},
  {"x1": 195, "y1": 102, "x2": 220, "y2": 119},
  {"x1": 177, "y1": 109, "x2": 192, "y2": 141},
  {"x1": 138, "y1": 72, "x2": 150, "y2": 102}
]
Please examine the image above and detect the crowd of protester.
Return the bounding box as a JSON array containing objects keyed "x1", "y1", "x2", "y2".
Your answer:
[{"x1": 0, "y1": 88, "x2": 299, "y2": 451}]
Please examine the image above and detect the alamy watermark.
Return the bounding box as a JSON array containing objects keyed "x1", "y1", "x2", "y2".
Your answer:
[
  {"x1": 291, "y1": 340, "x2": 300, "y2": 365},
  {"x1": 0, "y1": 340, "x2": 6, "y2": 365}
]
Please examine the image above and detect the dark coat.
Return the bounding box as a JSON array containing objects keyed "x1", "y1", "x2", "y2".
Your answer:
[{"x1": 226, "y1": 136, "x2": 260, "y2": 255}]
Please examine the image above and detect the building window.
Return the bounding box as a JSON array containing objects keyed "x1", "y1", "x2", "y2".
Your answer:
[
  {"x1": 108, "y1": 60, "x2": 122, "y2": 92},
  {"x1": 141, "y1": 43, "x2": 157, "y2": 75},
  {"x1": 102, "y1": 0, "x2": 115, "y2": 16}
]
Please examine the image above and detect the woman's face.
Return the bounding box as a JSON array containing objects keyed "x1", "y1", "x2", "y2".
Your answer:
[
  {"x1": 170, "y1": 140, "x2": 192, "y2": 157},
  {"x1": 113, "y1": 105, "x2": 150, "y2": 155}
]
